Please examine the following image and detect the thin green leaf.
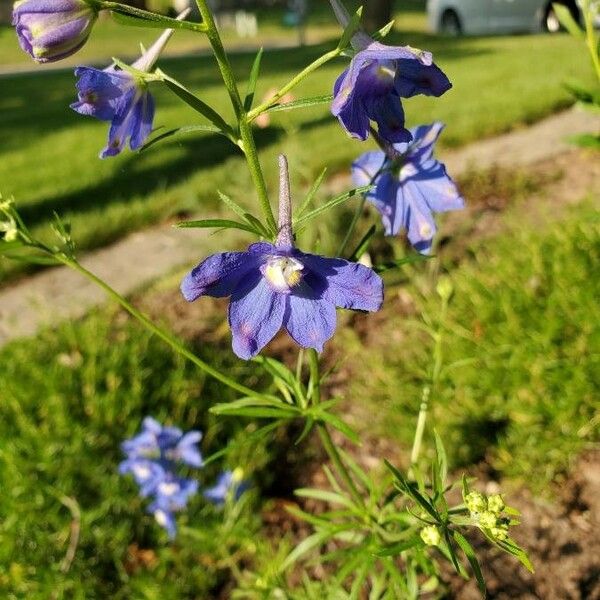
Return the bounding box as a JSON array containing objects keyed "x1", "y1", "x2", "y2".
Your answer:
[
  {"x1": 338, "y1": 6, "x2": 363, "y2": 49},
  {"x1": 294, "y1": 185, "x2": 372, "y2": 230},
  {"x1": 442, "y1": 530, "x2": 466, "y2": 578},
  {"x1": 552, "y1": 3, "x2": 585, "y2": 38},
  {"x1": 140, "y1": 125, "x2": 223, "y2": 152},
  {"x1": 202, "y1": 421, "x2": 279, "y2": 466},
  {"x1": 2, "y1": 252, "x2": 60, "y2": 265},
  {"x1": 162, "y1": 78, "x2": 232, "y2": 135},
  {"x1": 266, "y1": 94, "x2": 334, "y2": 113},
  {"x1": 281, "y1": 530, "x2": 337, "y2": 571},
  {"x1": 374, "y1": 254, "x2": 432, "y2": 273},
  {"x1": 349, "y1": 224, "x2": 377, "y2": 261},
  {"x1": 175, "y1": 218, "x2": 259, "y2": 235},
  {"x1": 295, "y1": 418, "x2": 315, "y2": 445},
  {"x1": 242, "y1": 213, "x2": 271, "y2": 238},
  {"x1": 217, "y1": 191, "x2": 248, "y2": 220},
  {"x1": 0, "y1": 240, "x2": 25, "y2": 254},
  {"x1": 244, "y1": 47, "x2": 264, "y2": 111},
  {"x1": 209, "y1": 396, "x2": 300, "y2": 419},
  {"x1": 254, "y1": 356, "x2": 306, "y2": 402},
  {"x1": 297, "y1": 168, "x2": 327, "y2": 218},
  {"x1": 375, "y1": 538, "x2": 421, "y2": 557},
  {"x1": 315, "y1": 411, "x2": 359, "y2": 444},
  {"x1": 453, "y1": 531, "x2": 487, "y2": 596},
  {"x1": 110, "y1": 8, "x2": 205, "y2": 32},
  {"x1": 295, "y1": 488, "x2": 356, "y2": 510},
  {"x1": 372, "y1": 20, "x2": 395, "y2": 41}
]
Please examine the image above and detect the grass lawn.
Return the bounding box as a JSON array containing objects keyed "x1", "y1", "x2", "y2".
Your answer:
[
  {"x1": 0, "y1": 10, "x2": 595, "y2": 282},
  {"x1": 1, "y1": 175, "x2": 598, "y2": 597}
]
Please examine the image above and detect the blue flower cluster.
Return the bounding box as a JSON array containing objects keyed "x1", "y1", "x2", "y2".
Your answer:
[{"x1": 120, "y1": 417, "x2": 245, "y2": 538}]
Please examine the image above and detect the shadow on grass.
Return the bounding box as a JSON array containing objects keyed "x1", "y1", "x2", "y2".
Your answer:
[{"x1": 18, "y1": 126, "x2": 284, "y2": 227}]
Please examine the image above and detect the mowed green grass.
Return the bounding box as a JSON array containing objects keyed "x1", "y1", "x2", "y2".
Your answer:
[
  {"x1": 1, "y1": 193, "x2": 597, "y2": 597},
  {"x1": 0, "y1": 21, "x2": 594, "y2": 281}
]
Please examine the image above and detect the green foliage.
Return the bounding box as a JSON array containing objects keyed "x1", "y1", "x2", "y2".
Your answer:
[
  {"x1": 0, "y1": 310, "x2": 273, "y2": 598},
  {"x1": 348, "y1": 201, "x2": 600, "y2": 486}
]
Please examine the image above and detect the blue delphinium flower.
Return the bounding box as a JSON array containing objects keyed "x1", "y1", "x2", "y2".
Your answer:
[
  {"x1": 13, "y1": 0, "x2": 98, "y2": 63},
  {"x1": 70, "y1": 14, "x2": 186, "y2": 158},
  {"x1": 181, "y1": 156, "x2": 383, "y2": 360},
  {"x1": 351, "y1": 122, "x2": 465, "y2": 254},
  {"x1": 122, "y1": 416, "x2": 204, "y2": 468},
  {"x1": 204, "y1": 470, "x2": 248, "y2": 506},
  {"x1": 329, "y1": 0, "x2": 450, "y2": 144},
  {"x1": 120, "y1": 416, "x2": 202, "y2": 539}
]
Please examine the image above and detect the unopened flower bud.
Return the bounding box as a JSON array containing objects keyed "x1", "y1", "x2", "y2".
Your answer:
[
  {"x1": 465, "y1": 491, "x2": 487, "y2": 514},
  {"x1": 478, "y1": 511, "x2": 497, "y2": 530},
  {"x1": 420, "y1": 525, "x2": 441, "y2": 547},
  {"x1": 436, "y1": 276, "x2": 453, "y2": 301},
  {"x1": 491, "y1": 525, "x2": 508, "y2": 541},
  {"x1": 4, "y1": 227, "x2": 18, "y2": 242},
  {"x1": 488, "y1": 494, "x2": 505, "y2": 515},
  {"x1": 232, "y1": 467, "x2": 244, "y2": 483},
  {"x1": 12, "y1": 0, "x2": 99, "y2": 64}
]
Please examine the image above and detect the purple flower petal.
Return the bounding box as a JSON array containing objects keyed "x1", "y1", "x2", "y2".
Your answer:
[
  {"x1": 297, "y1": 253, "x2": 384, "y2": 313},
  {"x1": 351, "y1": 150, "x2": 386, "y2": 187},
  {"x1": 229, "y1": 276, "x2": 286, "y2": 359},
  {"x1": 394, "y1": 60, "x2": 452, "y2": 98},
  {"x1": 181, "y1": 250, "x2": 263, "y2": 302},
  {"x1": 284, "y1": 295, "x2": 337, "y2": 353}
]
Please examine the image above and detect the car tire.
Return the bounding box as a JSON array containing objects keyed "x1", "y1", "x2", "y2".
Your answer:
[
  {"x1": 544, "y1": 1, "x2": 580, "y2": 33},
  {"x1": 440, "y1": 10, "x2": 462, "y2": 36}
]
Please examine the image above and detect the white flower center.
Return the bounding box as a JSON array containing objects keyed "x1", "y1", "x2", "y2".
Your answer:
[
  {"x1": 132, "y1": 464, "x2": 151, "y2": 480},
  {"x1": 154, "y1": 510, "x2": 169, "y2": 527},
  {"x1": 264, "y1": 256, "x2": 304, "y2": 291},
  {"x1": 158, "y1": 482, "x2": 180, "y2": 496}
]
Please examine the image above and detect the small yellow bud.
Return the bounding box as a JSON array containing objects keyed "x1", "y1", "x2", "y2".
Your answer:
[
  {"x1": 465, "y1": 491, "x2": 487, "y2": 514},
  {"x1": 232, "y1": 467, "x2": 244, "y2": 482},
  {"x1": 478, "y1": 511, "x2": 497, "y2": 530},
  {"x1": 488, "y1": 494, "x2": 505, "y2": 515},
  {"x1": 436, "y1": 276, "x2": 453, "y2": 301},
  {"x1": 420, "y1": 525, "x2": 441, "y2": 547},
  {"x1": 491, "y1": 525, "x2": 508, "y2": 541},
  {"x1": 4, "y1": 228, "x2": 18, "y2": 243}
]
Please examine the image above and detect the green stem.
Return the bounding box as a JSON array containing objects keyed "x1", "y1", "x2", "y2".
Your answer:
[
  {"x1": 308, "y1": 350, "x2": 364, "y2": 507},
  {"x1": 59, "y1": 256, "x2": 256, "y2": 397},
  {"x1": 195, "y1": 0, "x2": 277, "y2": 234},
  {"x1": 583, "y1": 0, "x2": 600, "y2": 81},
  {"x1": 409, "y1": 296, "x2": 448, "y2": 467},
  {"x1": 336, "y1": 195, "x2": 366, "y2": 257},
  {"x1": 247, "y1": 48, "x2": 341, "y2": 122},
  {"x1": 239, "y1": 120, "x2": 278, "y2": 235},
  {"x1": 409, "y1": 386, "x2": 430, "y2": 468}
]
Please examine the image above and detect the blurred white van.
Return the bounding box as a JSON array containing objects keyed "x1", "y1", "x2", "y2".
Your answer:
[{"x1": 427, "y1": 0, "x2": 585, "y2": 35}]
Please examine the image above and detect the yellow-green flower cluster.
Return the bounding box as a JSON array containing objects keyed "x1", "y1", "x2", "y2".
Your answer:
[{"x1": 465, "y1": 491, "x2": 509, "y2": 540}]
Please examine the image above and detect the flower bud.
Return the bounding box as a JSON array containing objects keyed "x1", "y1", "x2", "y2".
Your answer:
[
  {"x1": 231, "y1": 467, "x2": 245, "y2": 483},
  {"x1": 478, "y1": 511, "x2": 497, "y2": 530},
  {"x1": 3, "y1": 227, "x2": 18, "y2": 243},
  {"x1": 436, "y1": 276, "x2": 453, "y2": 301},
  {"x1": 465, "y1": 491, "x2": 487, "y2": 514},
  {"x1": 12, "y1": 0, "x2": 98, "y2": 63},
  {"x1": 487, "y1": 494, "x2": 505, "y2": 515},
  {"x1": 420, "y1": 525, "x2": 441, "y2": 547},
  {"x1": 491, "y1": 525, "x2": 508, "y2": 541}
]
